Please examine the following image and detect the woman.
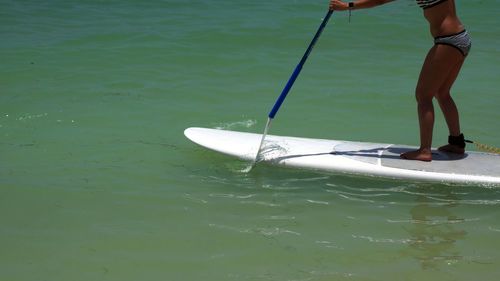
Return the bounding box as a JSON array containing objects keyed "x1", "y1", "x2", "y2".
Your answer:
[{"x1": 329, "y1": 0, "x2": 471, "y2": 162}]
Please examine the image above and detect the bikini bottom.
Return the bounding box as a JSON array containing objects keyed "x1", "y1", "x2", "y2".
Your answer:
[{"x1": 434, "y1": 29, "x2": 471, "y2": 56}]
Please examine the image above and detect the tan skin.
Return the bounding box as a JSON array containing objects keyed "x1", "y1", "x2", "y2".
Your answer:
[{"x1": 329, "y1": 0, "x2": 467, "y2": 161}]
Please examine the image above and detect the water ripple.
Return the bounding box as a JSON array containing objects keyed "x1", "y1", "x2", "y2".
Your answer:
[
  {"x1": 263, "y1": 215, "x2": 296, "y2": 221},
  {"x1": 386, "y1": 217, "x2": 480, "y2": 225},
  {"x1": 213, "y1": 119, "x2": 257, "y2": 130},
  {"x1": 239, "y1": 200, "x2": 282, "y2": 207},
  {"x1": 182, "y1": 193, "x2": 208, "y2": 204},
  {"x1": 352, "y1": 234, "x2": 411, "y2": 244},
  {"x1": 488, "y1": 226, "x2": 500, "y2": 233},
  {"x1": 208, "y1": 193, "x2": 257, "y2": 199},
  {"x1": 315, "y1": 240, "x2": 345, "y2": 250},
  {"x1": 208, "y1": 223, "x2": 301, "y2": 237}
]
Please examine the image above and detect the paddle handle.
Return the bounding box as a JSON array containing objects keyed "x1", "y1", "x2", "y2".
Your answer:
[{"x1": 268, "y1": 10, "x2": 333, "y2": 119}]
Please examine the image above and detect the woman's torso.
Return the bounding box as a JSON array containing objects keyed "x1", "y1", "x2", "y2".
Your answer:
[{"x1": 420, "y1": 0, "x2": 464, "y2": 37}]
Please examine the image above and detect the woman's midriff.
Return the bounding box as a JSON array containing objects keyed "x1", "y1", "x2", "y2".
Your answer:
[{"x1": 423, "y1": 1, "x2": 464, "y2": 37}]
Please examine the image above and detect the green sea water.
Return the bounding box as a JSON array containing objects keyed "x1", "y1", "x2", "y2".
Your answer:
[{"x1": 1, "y1": 0, "x2": 500, "y2": 280}]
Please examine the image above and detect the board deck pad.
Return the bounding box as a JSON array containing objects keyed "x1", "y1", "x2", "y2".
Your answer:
[
  {"x1": 334, "y1": 143, "x2": 498, "y2": 176},
  {"x1": 381, "y1": 146, "x2": 499, "y2": 176},
  {"x1": 184, "y1": 127, "x2": 500, "y2": 185}
]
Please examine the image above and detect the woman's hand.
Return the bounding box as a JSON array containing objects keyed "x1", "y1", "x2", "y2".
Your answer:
[{"x1": 329, "y1": 0, "x2": 350, "y2": 11}]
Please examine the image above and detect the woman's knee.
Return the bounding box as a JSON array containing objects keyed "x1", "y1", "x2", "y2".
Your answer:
[
  {"x1": 415, "y1": 87, "x2": 435, "y2": 104},
  {"x1": 436, "y1": 89, "x2": 453, "y2": 103}
]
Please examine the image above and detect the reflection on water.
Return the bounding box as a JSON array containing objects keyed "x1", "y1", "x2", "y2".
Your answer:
[
  {"x1": 403, "y1": 189, "x2": 467, "y2": 270},
  {"x1": 188, "y1": 158, "x2": 500, "y2": 277}
]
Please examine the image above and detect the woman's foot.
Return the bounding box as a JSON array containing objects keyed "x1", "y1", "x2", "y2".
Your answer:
[
  {"x1": 400, "y1": 149, "x2": 432, "y2": 162},
  {"x1": 438, "y1": 144, "x2": 465, "y2": 154},
  {"x1": 439, "y1": 134, "x2": 466, "y2": 154}
]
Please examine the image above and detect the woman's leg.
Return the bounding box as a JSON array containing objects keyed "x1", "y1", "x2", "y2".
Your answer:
[
  {"x1": 400, "y1": 44, "x2": 464, "y2": 161},
  {"x1": 436, "y1": 57, "x2": 466, "y2": 153}
]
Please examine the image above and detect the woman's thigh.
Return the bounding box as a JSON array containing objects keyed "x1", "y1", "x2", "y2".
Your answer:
[{"x1": 416, "y1": 44, "x2": 465, "y2": 100}]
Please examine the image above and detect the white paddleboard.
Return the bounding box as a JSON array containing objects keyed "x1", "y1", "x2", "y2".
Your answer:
[{"x1": 184, "y1": 127, "x2": 500, "y2": 186}]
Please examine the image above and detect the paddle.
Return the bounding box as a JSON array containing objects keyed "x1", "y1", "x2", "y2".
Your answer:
[{"x1": 252, "y1": 10, "x2": 334, "y2": 165}]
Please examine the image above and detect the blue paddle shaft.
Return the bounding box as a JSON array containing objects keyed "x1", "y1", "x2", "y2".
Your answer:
[{"x1": 268, "y1": 10, "x2": 333, "y2": 119}]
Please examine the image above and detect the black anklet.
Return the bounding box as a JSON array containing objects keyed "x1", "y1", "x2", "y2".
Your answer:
[{"x1": 448, "y1": 134, "x2": 466, "y2": 148}]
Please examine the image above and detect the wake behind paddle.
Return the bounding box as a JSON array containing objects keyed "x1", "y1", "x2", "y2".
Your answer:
[{"x1": 249, "y1": 10, "x2": 334, "y2": 169}]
